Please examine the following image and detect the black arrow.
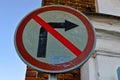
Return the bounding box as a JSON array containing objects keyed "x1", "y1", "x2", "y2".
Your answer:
[{"x1": 37, "y1": 20, "x2": 78, "y2": 58}]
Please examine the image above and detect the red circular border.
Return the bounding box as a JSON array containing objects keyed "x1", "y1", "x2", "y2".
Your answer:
[{"x1": 15, "y1": 5, "x2": 95, "y2": 73}]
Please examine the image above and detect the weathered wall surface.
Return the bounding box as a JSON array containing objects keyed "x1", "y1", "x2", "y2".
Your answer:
[
  {"x1": 97, "y1": 0, "x2": 120, "y2": 16},
  {"x1": 81, "y1": 13, "x2": 120, "y2": 80}
]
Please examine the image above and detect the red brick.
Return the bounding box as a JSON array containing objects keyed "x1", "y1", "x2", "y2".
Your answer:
[
  {"x1": 26, "y1": 77, "x2": 47, "y2": 80},
  {"x1": 42, "y1": 0, "x2": 96, "y2": 12},
  {"x1": 26, "y1": 71, "x2": 38, "y2": 77},
  {"x1": 57, "y1": 74, "x2": 64, "y2": 79},
  {"x1": 64, "y1": 74, "x2": 74, "y2": 80},
  {"x1": 25, "y1": 77, "x2": 36, "y2": 80},
  {"x1": 36, "y1": 77, "x2": 46, "y2": 80},
  {"x1": 71, "y1": 69, "x2": 80, "y2": 74},
  {"x1": 43, "y1": 73, "x2": 48, "y2": 78},
  {"x1": 27, "y1": 66, "x2": 37, "y2": 71}
]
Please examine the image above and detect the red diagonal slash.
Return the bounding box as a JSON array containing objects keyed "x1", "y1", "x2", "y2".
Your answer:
[{"x1": 33, "y1": 15, "x2": 82, "y2": 56}]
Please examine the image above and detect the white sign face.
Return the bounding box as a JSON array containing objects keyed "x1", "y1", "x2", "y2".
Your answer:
[
  {"x1": 23, "y1": 11, "x2": 88, "y2": 64},
  {"x1": 15, "y1": 5, "x2": 96, "y2": 73}
]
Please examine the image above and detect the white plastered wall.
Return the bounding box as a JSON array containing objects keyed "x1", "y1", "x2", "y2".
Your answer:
[
  {"x1": 81, "y1": 13, "x2": 120, "y2": 80},
  {"x1": 96, "y1": 0, "x2": 120, "y2": 16}
]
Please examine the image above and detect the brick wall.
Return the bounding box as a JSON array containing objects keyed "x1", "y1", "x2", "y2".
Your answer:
[
  {"x1": 42, "y1": 0, "x2": 96, "y2": 12},
  {"x1": 25, "y1": 66, "x2": 80, "y2": 80},
  {"x1": 25, "y1": 0, "x2": 96, "y2": 80}
]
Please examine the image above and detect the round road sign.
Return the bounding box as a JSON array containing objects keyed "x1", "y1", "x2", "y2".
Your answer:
[{"x1": 14, "y1": 5, "x2": 96, "y2": 73}]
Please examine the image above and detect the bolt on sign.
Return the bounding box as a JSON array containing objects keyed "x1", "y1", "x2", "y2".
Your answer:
[{"x1": 14, "y1": 5, "x2": 96, "y2": 73}]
